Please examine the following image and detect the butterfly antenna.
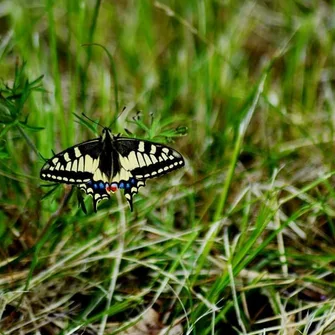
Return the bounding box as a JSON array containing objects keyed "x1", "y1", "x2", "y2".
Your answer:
[
  {"x1": 82, "y1": 113, "x2": 104, "y2": 128},
  {"x1": 109, "y1": 106, "x2": 127, "y2": 128}
]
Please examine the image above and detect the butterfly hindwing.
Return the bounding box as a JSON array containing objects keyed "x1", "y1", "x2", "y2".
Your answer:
[
  {"x1": 40, "y1": 128, "x2": 185, "y2": 212},
  {"x1": 79, "y1": 181, "x2": 110, "y2": 212}
]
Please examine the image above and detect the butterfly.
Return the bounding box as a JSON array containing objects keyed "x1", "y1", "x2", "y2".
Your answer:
[{"x1": 40, "y1": 127, "x2": 185, "y2": 212}]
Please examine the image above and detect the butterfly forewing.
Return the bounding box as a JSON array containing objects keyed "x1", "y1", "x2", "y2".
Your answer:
[
  {"x1": 40, "y1": 128, "x2": 185, "y2": 212},
  {"x1": 114, "y1": 138, "x2": 185, "y2": 180},
  {"x1": 40, "y1": 138, "x2": 102, "y2": 184}
]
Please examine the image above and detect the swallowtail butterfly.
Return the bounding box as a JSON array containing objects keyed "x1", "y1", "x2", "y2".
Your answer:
[{"x1": 40, "y1": 128, "x2": 185, "y2": 212}]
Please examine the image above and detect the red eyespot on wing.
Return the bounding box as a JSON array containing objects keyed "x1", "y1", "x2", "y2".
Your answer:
[{"x1": 106, "y1": 183, "x2": 118, "y2": 193}]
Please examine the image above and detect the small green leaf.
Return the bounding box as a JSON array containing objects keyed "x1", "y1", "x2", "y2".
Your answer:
[{"x1": 19, "y1": 121, "x2": 44, "y2": 132}]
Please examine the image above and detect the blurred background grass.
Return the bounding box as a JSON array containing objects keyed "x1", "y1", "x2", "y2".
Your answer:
[{"x1": 1, "y1": 1, "x2": 335, "y2": 334}]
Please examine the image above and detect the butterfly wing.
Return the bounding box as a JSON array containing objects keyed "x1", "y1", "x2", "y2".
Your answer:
[
  {"x1": 40, "y1": 137, "x2": 112, "y2": 211},
  {"x1": 112, "y1": 137, "x2": 185, "y2": 210},
  {"x1": 40, "y1": 138, "x2": 102, "y2": 184},
  {"x1": 78, "y1": 181, "x2": 110, "y2": 212}
]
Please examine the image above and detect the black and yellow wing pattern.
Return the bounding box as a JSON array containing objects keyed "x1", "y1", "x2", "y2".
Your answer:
[{"x1": 40, "y1": 128, "x2": 185, "y2": 211}]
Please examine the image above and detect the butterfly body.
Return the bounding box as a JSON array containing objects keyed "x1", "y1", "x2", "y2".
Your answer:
[{"x1": 40, "y1": 128, "x2": 184, "y2": 211}]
